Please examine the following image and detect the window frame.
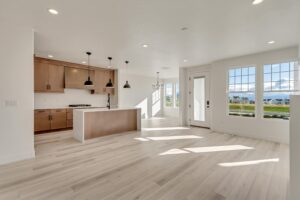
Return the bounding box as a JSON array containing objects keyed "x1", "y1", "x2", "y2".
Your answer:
[
  {"x1": 262, "y1": 60, "x2": 299, "y2": 121},
  {"x1": 175, "y1": 82, "x2": 180, "y2": 108},
  {"x1": 164, "y1": 83, "x2": 174, "y2": 108},
  {"x1": 164, "y1": 81, "x2": 180, "y2": 108},
  {"x1": 226, "y1": 65, "x2": 257, "y2": 119}
]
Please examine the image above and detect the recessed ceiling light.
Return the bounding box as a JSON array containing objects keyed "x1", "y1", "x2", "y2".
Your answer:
[
  {"x1": 161, "y1": 67, "x2": 170, "y2": 70},
  {"x1": 252, "y1": 0, "x2": 264, "y2": 5},
  {"x1": 183, "y1": 59, "x2": 188, "y2": 63},
  {"x1": 268, "y1": 40, "x2": 275, "y2": 44},
  {"x1": 142, "y1": 44, "x2": 149, "y2": 48},
  {"x1": 48, "y1": 9, "x2": 58, "y2": 15},
  {"x1": 48, "y1": 55, "x2": 53, "y2": 58},
  {"x1": 82, "y1": 61, "x2": 86, "y2": 64}
]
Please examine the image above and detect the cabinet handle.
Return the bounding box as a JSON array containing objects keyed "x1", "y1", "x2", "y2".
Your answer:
[{"x1": 48, "y1": 115, "x2": 51, "y2": 121}]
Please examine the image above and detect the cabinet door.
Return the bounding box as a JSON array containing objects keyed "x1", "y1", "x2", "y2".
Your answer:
[
  {"x1": 34, "y1": 61, "x2": 49, "y2": 92},
  {"x1": 50, "y1": 109, "x2": 67, "y2": 130},
  {"x1": 65, "y1": 67, "x2": 95, "y2": 89},
  {"x1": 34, "y1": 110, "x2": 51, "y2": 132},
  {"x1": 93, "y1": 69, "x2": 106, "y2": 94},
  {"x1": 48, "y1": 64, "x2": 64, "y2": 92}
]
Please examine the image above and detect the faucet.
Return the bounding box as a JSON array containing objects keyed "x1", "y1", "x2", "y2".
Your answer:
[{"x1": 107, "y1": 93, "x2": 111, "y2": 109}]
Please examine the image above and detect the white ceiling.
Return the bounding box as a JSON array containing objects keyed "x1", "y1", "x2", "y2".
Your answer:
[{"x1": 1, "y1": 0, "x2": 300, "y2": 78}]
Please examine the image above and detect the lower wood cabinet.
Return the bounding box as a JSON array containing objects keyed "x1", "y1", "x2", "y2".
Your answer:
[
  {"x1": 66, "y1": 109, "x2": 73, "y2": 128},
  {"x1": 50, "y1": 109, "x2": 67, "y2": 130},
  {"x1": 34, "y1": 109, "x2": 72, "y2": 133},
  {"x1": 34, "y1": 110, "x2": 51, "y2": 132}
]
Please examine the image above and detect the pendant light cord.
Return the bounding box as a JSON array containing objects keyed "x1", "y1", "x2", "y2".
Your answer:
[{"x1": 88, "y1": 54, "x2": 90, "y2": 77}]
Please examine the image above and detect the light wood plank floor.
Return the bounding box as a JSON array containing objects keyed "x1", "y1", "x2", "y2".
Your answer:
[{"x1": 0, "y1": 118, "x2": 289, "y2": 200}]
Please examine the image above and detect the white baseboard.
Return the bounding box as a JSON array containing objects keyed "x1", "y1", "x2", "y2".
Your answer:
[{"x1": 0, "y1": 150, "x2": 35, "y2": 166}]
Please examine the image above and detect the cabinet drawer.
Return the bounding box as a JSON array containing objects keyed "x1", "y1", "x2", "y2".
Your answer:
[{"x1": 52, "y1": 109, "x2": 66, "y2": 113}]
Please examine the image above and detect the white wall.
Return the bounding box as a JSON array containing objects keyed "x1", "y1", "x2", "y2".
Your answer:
[
  {"x1": 290, "y1": 95, "x2": 300, "y2": 200},
  {"x1": 180, "y1": 46, "x2": 298, "y2": 143},
  {"x1": 118, "y1": 71, "x2": 163, "y2": 119},
  {"x1": 0, "y1": 24, "x2": 35, "y2": 165},
  {"x1": 35, "y1": 89, "x2": 110, "y2": 109},
  {"x1": 179, "y1": 68, "x2": 188, "y2": 126},
  {"x1": 162, "y1": 78, "x2": 179, "y2": 118}
]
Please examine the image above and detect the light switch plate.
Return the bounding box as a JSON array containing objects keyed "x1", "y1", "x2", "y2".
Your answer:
[{"x1": 4, "y1": 100, "x2": 18, "y2": 107}]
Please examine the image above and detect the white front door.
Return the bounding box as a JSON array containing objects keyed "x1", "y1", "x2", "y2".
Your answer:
[{"x1": 189, "y1": 72, "x2": 210, "y2": 128}]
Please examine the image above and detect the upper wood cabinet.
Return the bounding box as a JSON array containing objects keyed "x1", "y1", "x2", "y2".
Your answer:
[
  {"x1": 65, "y1": 67, "x2": 95, "y2": 89},
  {"x1": 93, "y1": 69, "x2": 115, "y2": 94},
  {"x1": 34, "y1": 57, "x2": 116, "y2": 94},
  {"x1": 34, "y1": 60, "x2": 64, "y2": 93}
]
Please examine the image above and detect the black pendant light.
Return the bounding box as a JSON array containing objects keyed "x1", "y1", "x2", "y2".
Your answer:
[
  {"x1": 105, "y1": 57, "x2": 114, "y2": 88},
  {"x1": 106, "y1": 79, "x2": 113, "y2": 88},
  {"x1": 123, "y1": 61, "x2": 131, "y2": 89},
  {"x1": 84, "y1": 52, "x2": 94, "y2": 87}
]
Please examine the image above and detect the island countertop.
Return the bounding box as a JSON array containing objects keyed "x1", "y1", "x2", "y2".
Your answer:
[
  {"x1": 73, "y1": 107, "x2": 141, "y2": 143},
  {"x1": 74, "y1": 107, "x2": 141, "y2": 113}
]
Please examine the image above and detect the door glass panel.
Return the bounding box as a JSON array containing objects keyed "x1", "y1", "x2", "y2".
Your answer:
[{"x1": 194, "y1": 77, "x2": 205, "y2": 122}]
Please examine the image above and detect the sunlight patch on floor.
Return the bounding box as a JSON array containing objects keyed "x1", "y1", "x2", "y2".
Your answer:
[
  {"x1": 159, "y1": 148, "x2": 190, "y2": 155},
  {"x1": 142, "y1": 127, "x2": 190, "y2": 131},
  {"x1": 159, "y1": 145, "x2": 254, "y2": 156},
  {"x1": 218, "y1": 158, "x2": 279, "y2": 167},
  {"x1": 134, "y1": 135, "x2": 202, "y2": 142}
]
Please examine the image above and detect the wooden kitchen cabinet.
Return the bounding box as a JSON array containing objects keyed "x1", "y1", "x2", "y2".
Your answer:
[
  {"x1": 93, "y1": 69, "x2": 106, "y2": 94},
  {"x1": 50, "y1": 109, "x2": 67, "y2": 130},
  {"x1": 93, "y1": 69, "x2": 115, "y2": 94},
  {"x1": 34, "y1": 110, "x2": 51, "y2": 132},
  {"x1": 34, "y1": 60, "x2": 64, "y2": 93},
  {"x1": 34, "y1": 109, "x2": 70, "y2": 133},
  {"x1": 66, "y1": 109, "x2": 73, "y2": 128},
  {"x1": 65, "y1": 67, "x2": 95, "y2": 89},
  {"x1": 34, "y1": 62, "x2": 49, "y2": 92},
  {"x1": 48, "y1": 64, "x2": 65, "y2": 92}
]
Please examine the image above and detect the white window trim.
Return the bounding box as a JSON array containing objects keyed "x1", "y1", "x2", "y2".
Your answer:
[
  {"x1": 225, "y1": 60, "x2": 299, "y2": 121},
  {"x1": 261, "y1": 60, "x2": 299, "y2": 121},
  {"x1": 226, "y1": 65, "x2": 257, "y2": 119},
  {"x1": 164, "y1": 82, "x2": 179, "y2": 109}
]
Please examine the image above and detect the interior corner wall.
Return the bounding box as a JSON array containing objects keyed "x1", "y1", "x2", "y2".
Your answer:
[
  {"x1": 118, "y1": 71, "x2": 163, "y2": 119},
  {"x1": 179, "y1": 68, "x2": 188, "y2": 126},
  {"x1": 0, "y1": 24, "x2": 35, "y2": 165},
  {"x1": 181, "y1": 46, "x2": 298, "y2": 144}
]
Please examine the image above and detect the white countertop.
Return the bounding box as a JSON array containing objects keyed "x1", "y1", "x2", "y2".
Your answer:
[
  {"x1": 74, "y1": 107, "x2": 141, "y2": 113},
  {"x1": 34, "y1": 106, "x2": 106, "y2": 110}
]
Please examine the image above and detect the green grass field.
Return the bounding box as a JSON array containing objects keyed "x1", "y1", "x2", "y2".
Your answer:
[{"x1": 229, "y1": 104, "x2": 289, "y2": 113}]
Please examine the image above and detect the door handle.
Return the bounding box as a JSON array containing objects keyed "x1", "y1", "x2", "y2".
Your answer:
[{"x1": 206, "y1": 100, "x2": 210, "y2": 108}]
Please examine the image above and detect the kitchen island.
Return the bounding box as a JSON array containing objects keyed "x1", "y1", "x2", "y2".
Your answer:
[{"x1": 73, "y1": 107, "x2": 141, "y2": 143}]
